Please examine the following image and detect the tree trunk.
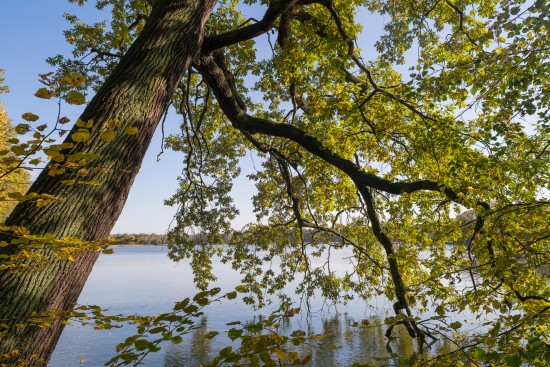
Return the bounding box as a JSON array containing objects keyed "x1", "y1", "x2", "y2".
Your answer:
[{"x1": 0, "y1": 0, "x2": 217, "y2": 364}]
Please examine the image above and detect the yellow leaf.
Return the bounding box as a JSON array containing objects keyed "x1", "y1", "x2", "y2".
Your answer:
[
  {"x1": 66, "y1": 90, "x2": 85, "y2": 105},
  {"x1": 105, "y1": 118, "x2": 121, "y2": 129},
  {"x1": 61, "y1": 180, "x2": 76, "y2": 186},
  {"x1": 63, "y1": 73, "x2": 86, "y2": 87},
  {"x1": 34, "y1": 88, "x2": 54, "y2": 99},
  {"x1": 71, "y1": 130, "x2": 90, "y2": 143},
  {"x1": 124, "y1": 126, "x2": 139, "y2": 135},
  {"x1": 77, "y1": 168, "x2": 89, "y2": 176},
  {"x1": 75, "y1": 119, "x2": 93, "y2": 128},
  {"x1": 100, "y1": 130, "x2": 116, "y2": 142}
]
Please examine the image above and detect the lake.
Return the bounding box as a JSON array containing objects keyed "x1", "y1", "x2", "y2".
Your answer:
[{"x1": 49, "y1": 246, "x2": 455, "y2": 366}]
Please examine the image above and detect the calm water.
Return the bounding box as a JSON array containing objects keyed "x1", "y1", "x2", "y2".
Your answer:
[{"x1": 49, "y1": 246, "x2": 453, "y2": 366}]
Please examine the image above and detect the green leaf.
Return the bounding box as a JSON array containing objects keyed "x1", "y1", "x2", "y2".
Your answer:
[
  {"x1": 226, "y1": 291, "x2": 237, "y2": 300},
  {"x1": 450, "y1": 321, "x2": 462, "y2": 330},
  {"x1": 505, "y1": 355, "x2": 522, "y2": 367},
  {"x1": 228, "y1": 328, "x2": 243, "y2": 341},
  {"x1": 204, "y1": 331, "x2": 219, "y2": 339},
  {"x1": 134, "y1": 339, "x2": 151, "y2": 351},
  {"x1": 219, "y1": 346, "x2": 232, "y2": 358},
  {"x1": 170, "y1": 335, "x2": 183, "y2": 344},
  {"x1": 196, "y1": 298, "x2": 209, "y2": 306},
  {"x1": 235, "y1": 285, "x2": 247, "y2": 293},
  {"x1": 173, "y1": 298, "x2": 190, "y2": 311}
]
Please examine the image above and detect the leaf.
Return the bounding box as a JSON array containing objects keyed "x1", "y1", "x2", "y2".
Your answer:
[
  {"x1": 196, "y1": 298, "x2": 209, "y2": 306},
  {"x1": 219, "y1": 346, "x2": 232, "y2": 358},
  {"x1": 124, "y1": 126, "x2": 139, "y2": 135},
  {"x1": 134, "y1": 339, "x2": 150, "y2": 351},
  {"x1": 450, "y1": 321, "x2": 462, "y2": 330},
  {"x1": 204, "y1": 331, "x2": 219, "y2": 339},
  {"x1": 173, "y1": 298, "x2": 190, "y2": 311},
  {"x1": 75, "y1": 119, "x2": 93, "y2": 128},
  {"x1": 15, "y1": 124, "x2": 30, "y2": 134},
  {"x1": 34, "y1": 88, "x2": 53, "y2": 99},
  {"x1": 228, "y1": 328, "x2": 243, "y2": 341},
  {"x1": 505, "y1": 355, "x2": 522, "y2": 367},
  {"x1": 71, "y1": 130, "x2": 90, "y2": 143},
  {"x1": 22, "y1": 113, "x2": 39, "y2": 122},
  {"x1": 193, "y1": 291, "x2": 209, "y2": 302},
  {"x1": 226, "y1": 291, "x2": 237, "y2": 300},
  {"x1": 66, "y1": 90, "x2": 85, "y2": 105},
  {"x1": 100, "y1": 130, "x2": 116, "y2": 142},
  {"x1": 63, "y1": 73, "x2": 85, "y2": 87},
  {"x1": 235, "y1": 285, "x2": 247, "y2": 293},
  {"x1": 170, "y1": 335, "x2": 183, "y2": 344}
]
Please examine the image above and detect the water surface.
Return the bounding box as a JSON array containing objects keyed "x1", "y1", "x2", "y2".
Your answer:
[{"x1": 49, "y1": 246, "x2": 452, "y2": 366}]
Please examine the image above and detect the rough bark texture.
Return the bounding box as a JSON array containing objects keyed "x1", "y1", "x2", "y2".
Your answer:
[{"x1": 0, "y1": 0, "x2": 217, "y2": 364}]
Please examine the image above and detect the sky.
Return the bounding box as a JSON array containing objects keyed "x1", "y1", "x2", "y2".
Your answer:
[{"x1": 0, "y1": 1, "x2": 388, "y2": 234}]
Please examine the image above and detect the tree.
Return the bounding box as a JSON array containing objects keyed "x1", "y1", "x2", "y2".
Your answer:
[{"x1": 2, "y1": 0, "x2": 550, "y2": 366}]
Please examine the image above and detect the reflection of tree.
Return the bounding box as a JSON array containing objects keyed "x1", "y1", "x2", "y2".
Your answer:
[
  {"x1": 308, "y1": 314, "x2": 455, "y2": 366},
  {"x1": 161, "y1": 314, "x2": 456, "y2": 366},
  {"x1": 164, "y1": 317, "x2": 211, "y2": 367}
]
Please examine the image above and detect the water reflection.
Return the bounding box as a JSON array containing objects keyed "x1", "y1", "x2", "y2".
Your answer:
[{"x1": 163, "y1": 313, "x2": 455, "y2": 367}]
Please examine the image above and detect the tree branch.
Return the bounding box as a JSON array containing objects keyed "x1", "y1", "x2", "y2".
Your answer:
[{"x1": 203, "y1": 0, "x2": 316, "y2": 53}]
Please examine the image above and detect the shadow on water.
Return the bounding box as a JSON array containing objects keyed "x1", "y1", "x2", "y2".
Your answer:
[{"x1": 163, "y1": 313, "x2": 455, "y2": 367}]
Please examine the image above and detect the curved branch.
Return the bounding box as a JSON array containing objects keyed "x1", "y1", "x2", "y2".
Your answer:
[{"x1": 203, "y1": 0, "x2": 315, "y2": 53}]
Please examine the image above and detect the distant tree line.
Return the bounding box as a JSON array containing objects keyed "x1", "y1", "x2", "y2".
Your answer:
[{"x1": 110, "y1": 233, "x2": 168, "y2": 245}]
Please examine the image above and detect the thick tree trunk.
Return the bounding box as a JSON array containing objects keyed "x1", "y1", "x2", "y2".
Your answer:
[{"x1": 0, "y1": 0, "x2": 217, "y2": 364}]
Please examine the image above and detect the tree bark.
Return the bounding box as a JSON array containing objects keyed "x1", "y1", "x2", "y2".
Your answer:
[{"x1": 0, "y1": 0, "x2": 217, "y2": 364}]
